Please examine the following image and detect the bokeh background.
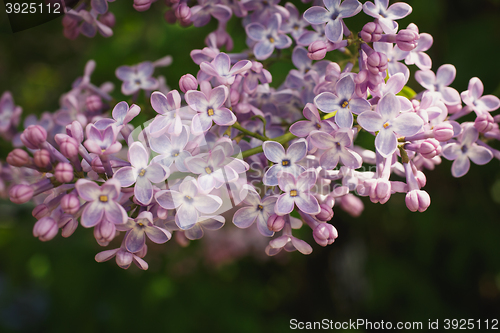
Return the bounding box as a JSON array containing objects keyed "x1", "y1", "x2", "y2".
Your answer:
[{"x1": 1, "y1": 0, "x2": 500, "y2": 331}]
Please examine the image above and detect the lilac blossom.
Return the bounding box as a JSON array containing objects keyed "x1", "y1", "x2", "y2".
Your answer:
[
  {"x1": 362, "y1": 0, "x2": 412, "y2": 33},
  {"x1": 116, "y1": 62, "x2": 158, "y2": 95},
  {"x1": 303, "y1": 0, "x2": 362, "y2": 43},
  {"x1": 403, "y1": 24, "x2": 433, "y2": 70},
  {"x1": 262, "y1": 140, "x2": 307, "y2": 186},
  {"x1": 233, "y1": 186, "x2": 277, "y2": 237},
  {"x1": 242, "y1": 0, "x2": 289, "y2": 22},
  {"x1": 190, "y1": 0, "x2": 232, "y2": 27},
  {"x1": 185, "y1": 85, "x2": 236, "y2": 134},
  {"x1": 309, "y1": 129, "x2": 363, "y2": 169},
  {"x1": 149, "y1": 90, "x2": 183, "y2": 137},
  {"x1": 242, "y1": 61, "x2": 273, "y2": 95},
  {"x1": 113, "y1": 142, "x2": 169, "y2": 205},
  {"x1": 314, "y1": 75, "x2": 371, "y2": 128},
  {"x1": 245, "y1": 13, "x2": 292, "y2": 60},
  {"x1": 0, "y1": 92, "x2": 22, "y2": 138},
  {"x1": 415, "y1": 64, "x2": 461, "y2": 105},
  {"x1": 95, "y1": 245, "x2": 149, "y2": 270},
  {"x1": 265, "y1": 219, "x2": 313, "y2": 256},
  {"x1": 200, "y1": 52, "x2": 252, "y2": 85},
  {"x1": 461, "y1": 77, "x2": 500, "y2": 115},
  {"x1": 84, "y1": 123, "x2": 122, "y2": 155},
  {"x1": 181, "y1": 215, "x2": 225, "y2": 240},
  {"x1": 289, "y1": 103, "x2": 336, "y2": 137},
  {"x1": 373, "y1": 42, "x2": 409, "y2": 80},
  {"x1": 357, "y1": 93, "x2": 424, "y2": 157},
  {"x1": 149, "y1": 126, "x2": 191, "y2": 172},
  {"x1": 155, "y1": 177, "x2": 223, "y2": 230},
  {"x1": 118, "y1": 211, "x2": 171, "y2": 253},
  {"x1": 275, "y1": 169, "x2": 321, "y2": 215},
  {"x1": 75, "y1": 179, "x2": 128, "y2": 227},
  {"x1": 442, "y1": 125, "x2": 493, "y2": 178},
  {"x1": 281, "y1": 2, "x2": 310, "y2": 40}
]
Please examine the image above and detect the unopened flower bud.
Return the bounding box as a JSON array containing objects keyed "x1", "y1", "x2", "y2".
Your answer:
[
  {"x1": 66, "y1": 121, "x2": 84, "y2": 143},
  {"x1": 94, "y1": 220, "x2": 116, "y2": 245},
  {"x1": 367, "y1": 52, "x2": 388, "y2": 75},
  {"x1": 415, "y1": 170, "x2": 427, "y2": 188},
  {"x1": 396, "y1": 29, "x2": 419, "y2": 51},
  {"x1": 405, "y1": 189, "x2": 431, "y2": 212},
  {"x1": 179, "y1": 74, "x2": 198, "y2": 93},
  {"x1": 9, "y1": 184, "x2": 34, "y2": 204},
  {"x1": 339, "y1": 193, "x2": 364, "y2": 217},
  {"x1": 474, "y1": 113, "x2": 495, "y2": 133},
  {"x1": 86, "y1": 95, "x2": 103, "y2": 113},
  {"x1": 61, "y1": 193, "x2": 80, "y2": 214},
  {"x1": 267, "y1": 214, "x2": 285, "y2": 232},
  {"x1": 133, "y1": 0, "x2": 152, "y2": 11},
  {"x1": 58, "y1": 214, "x2": 78, "y2": 238},
  {"x1": 116, "y1": 250, "x2": 134, "y2": 268},
  {"x1": 7, "y1": 149, "x2": 30, "y2": 167},
  {"x1": 370, "y1": 179, "x2": 391, "y2": 204},
  {"x1": 316, "y1": 203, "x2": 334, "y2": 221},
  {"x1": 175, "y1": 3, "x2": 191, "y2": 21},
  {"x1": 230, "y1": 88, "x2": 240, "y2": 105},
  {"x1": 432, "y1": 122, "x2": 454, "y2": 141},
  {"x1": 313, "y1": 223, "x2": 338, "y2": 247},
  {"x1": 55, "y1": 134, "x2": 79, "y2": 158},
  {"x1": 360, "y1": 22, "x2": 383, "y2": 43},
  {"x1": 419, "y1": 138, "x2": 441, "y2": 159},
  {"x1": 33, "y1": 217, "x2": 58, "y2": 241},
  {"x1": 99, "y1": 12, "x2": 116, "y2": 28},
  {"x1": 55, "y1": 163, "x2": 74, "y2": 183},
  {"x1": 34, "y1": 149, "x2": 51, "y2": 168},
  {"x1": 33, "y1": 204, "x2": 49, "y2": 219},
  {"x1": 91, "y1": 157, "x2": 105, "y2": 174},
  {"x1": 308, "y1": 41, "x2": 328, "y2": 60},
  {"x1": 21, "y1": 125, "x2": 47, "y2": 149}
]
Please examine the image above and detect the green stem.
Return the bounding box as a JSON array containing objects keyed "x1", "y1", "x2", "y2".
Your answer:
[
  {"x1": 240, "y1": 131, "x2": 297, "y2": 159},
  {"x1": 232, "y1": 121, "x2": 268, "y2": 141}
]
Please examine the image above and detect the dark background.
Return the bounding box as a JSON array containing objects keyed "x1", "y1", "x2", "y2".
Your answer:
[{"x1": 0, "y1": 0, "x2": 500, "y2": 331}]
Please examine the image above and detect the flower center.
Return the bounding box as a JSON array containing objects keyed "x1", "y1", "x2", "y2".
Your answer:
[
  {"x1": 282, "y1": 159, "x2": 290, "y2": 166},
  {"x1": 172, "y1": 151, "x2": 179, "y2": 157},
  {"x1": 99, "y1": 195, "x2": 108, "y2": 202},
  {"x1": 135, "y1": 79, "x2": 141, "y2": 86},
  {"x1": 207, "y1": 108, "x2": 214, "y2": 116},
  {"x1": 315, "y1": 123, "x2": 321, "y2": 129},
  {"x1": 205, "y1": 166, "x2": 213, "y2": 174},
  {"x1": 268, "y1": 36, "x2": 275, "y2": 43},
  {"x1": 139, "y1": 168, "x2": 146, "y2": 177},
  {"x1": 341, "y1": 100, "x2": 349, "y2": 108},
  {"x1": 257, "y1": 204, "x2": 264, "y2": 210},
  {"x1": 383, "y1": 122, "x2": 390, "y2": 128},
  {"x1": 290, "y1": 190, "x2": 298, "y2": 197}
]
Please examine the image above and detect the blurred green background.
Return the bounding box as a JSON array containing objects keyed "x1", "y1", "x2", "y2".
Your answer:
[{"x1": 1, "y1": 0, "x2": 500, "y2": 332}]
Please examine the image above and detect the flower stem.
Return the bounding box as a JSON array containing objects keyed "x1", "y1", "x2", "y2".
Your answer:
[{"x1": 232, "y1": 121, "x2": 268, "y2": 141}]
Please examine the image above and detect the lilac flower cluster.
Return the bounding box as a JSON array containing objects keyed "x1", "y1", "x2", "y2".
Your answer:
[{"x1": 4, "y1": 0, "x2": 500, "y2": 270}]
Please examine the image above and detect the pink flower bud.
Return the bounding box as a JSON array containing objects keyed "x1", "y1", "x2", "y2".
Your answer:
[
  {"x1": 360, "y1": 22, "x2": 383, "y2": 43},
  {"x1": 7, "y1": 149, "x2": 30, "y2": 167},
  {"x1": 55, "y1": 134, "x2": 79, "y2": 158},
  {"x1": 370, "y1": 179, "x2": 391, "y2": 204},
  {"x1": 230, "y1": 88, "x2": 240, "y2": 105},
  {"x1": 405, "y1": 189, "x2": 431, "y2": 212},
  {"x1": 419, "y1": 138, "x2": 441, "y2": 159},
  {"x1": 94, "y1": 220, "x2": 116, "y2": 245},
  {"x1": 58, "y1": 214, "x2": 78, "y2": 238},
  {"x1": 91, "y1": 157, "x2": 105, "y2": 174},
  {"x1": 164, "y1": 9, "x2": 177, "y2": 24},
  {"x1": 179, "y1": 74, "x2": 198, "y2": 93},
  {"x1": 86, "y1": 95, "x2": 103, "y2": 113},
  {"x1": 21, "y1": 125, "x2": 47, "y2": 149},
  {"x1": 33, "y1": 217, "x2": 58, "y2": 241},
  {"x1": 55, "y1": 163, "x2": 74, "y2": 183},
  {"x1": 175, "y1": 3, "x2": 191, "y2": 21},
  {"x1": 313, "y1": 223, "x2": 338, "y2": 247},
  {"x1": 133, "y1": 0, "x2": 152, "y2": 11},
  {"x1": 62, "y1": 15, "x2": 78, "y2": 29},
  {"x1": 367, "y1": 52, "x2": 388, "y2": 75},
  {"x1": 267, "y1": 214, "x2": 285, "y2": 232},
  {"x1": 447, "y1": 103, "x2": 462, "y2": 114},
  {"x1": 99, "y1": 12, "x2": 116, "y2": 28},
  {"x1": 396, "y1": 29, "x2": 419, "y2": 51},
  {"x1": 474, "y1": 113, "x2": 495, "y2": 133},
  {"x1": 116, "y1": 250, "x2": 134, "y2": 268},
  {"x1": 415, "y1": 170, "x2": 427, "y2": 188},
  {"x1": 66, "y1": 121, "x2": 84, "y2": 143},
  {"x1": 9, "y1": 184, "x2": 34, "y2": 204},
  {"x1": 61, "y1": 193, "x2": 80, "y2": 214},
  {"x1": 33, "y1": 149, "x2": 51, "y2": 168},
  {"x1": 316, "y1": 203, "x2": 334, "y2": 221},
  {"x1": 432, "y1": 122, "x2": 454, "y2": 141},
  {"x1": 339, "y1": 193, "x2": 364, "y2": 217},
  {"x1": 308, "y1": 41, "x2": 328, "y2": 60},
  {"x1": 33, "y1": 204, "x2": 49, "y2": 219}
]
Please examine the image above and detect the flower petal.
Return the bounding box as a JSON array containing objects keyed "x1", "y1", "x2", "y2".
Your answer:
[{"x1": 233, "y1": 206, "x2": 259, "y2": 228}]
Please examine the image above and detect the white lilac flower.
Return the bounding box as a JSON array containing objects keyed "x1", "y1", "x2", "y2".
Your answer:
[
  {"x1": 233, "y1": 186, "x2": 277, "y2": 237},
  {"x1": 415, "y1": 64, "x2": 461, "y2": 105},
  {"x1": 461, "y1": 77, "x2": 500, "y2": 115},
  {"x1": 115, "y1": 62, "x2": 158, "y2": 95},
  {"x1": 262, "y1": 140, "x2": 307, "y2": 186},
  {"x1": 275, "y1": 169, "x2": 321, "y2": 216},
  {"x1": 118, "y1": 211, "x2": 171, "y2": 253},
  {"x1": 149, "y1": 126, "x2": 192, "y2": 173},
  {"x1": 309, "y1": 128, "x2": 363, "y2": 169}
]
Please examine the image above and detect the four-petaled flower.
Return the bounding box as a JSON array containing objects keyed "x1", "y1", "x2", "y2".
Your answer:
[
  {"x1": 118, "y1": 211, "x2": 171, "y2": 253},
  {"x1": 309, "y1": 128, "x2": 363, "y2": 169},
  {"x1": 233, "y1": 186, "x2": 277, "y2": 237},
  {"x1": 200, "y1": 52, "x2": 252, "y2": 85},
  {"x1": 461, "y1": 77, "x2": 500, "y2": 115},
  {"x1": 275, "y1": 169, "x2": 321, "y2": 215},
  {"x1": 116, "y1": 61, "x2": 158, "y2": 95},
  {"x1": 262, "y1": 140, "x2": 307, "y2": 186},
  {"x1": 246, "y1": 13, "x2": 293, "y2": 60}
]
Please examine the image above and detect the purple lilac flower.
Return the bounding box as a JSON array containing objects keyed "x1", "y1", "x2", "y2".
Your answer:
[
  {"x1": 95, "y1": 101, "x2": 141, "y2": 130},
  {"x1": 373, "y1": 42, "x2": 409, "y2": 80},
  {"x1": 281, "y1": 2, "x2": 310, "y2": 40},
  {"x1": 66, "y1": 9, "x2": 113, "y2": 38},
  {"x1": 118, "y1": 211, "x2": 171, "y2": 253},
  {"x1": 95, "y1": 245, "x2": 148, "y2": 270},
  {"x1": 303, "y1": 0, "x2": 362, "y2": 43},
  {"x1": 84, "y1": 123, "x2": 122, "y2": 155},
  {"x1": 309, "y1": 128, "x2": 363, "y2": 169},
  {"x1": 0, "y1": 92, "x2": 22, "y2": 138},
  {"x1": 181, "y1": 215, "x2": 225, "y2": 240},
  {"x1": 362, "y1": 0, "x2": 412, "y2": 34},
  {"x1": 190, "y1": 0, "x2": 232, "y2": 27},
  {"x1": 442, "y1": 125, "x2": 493, "y2": 177},
  {"x1": 314, "y1": 75, "x2": 371, "y2": 128},
  {"x1": 200, "y1": 52, "x2": 252, "y2": 85},
  {"x1": 116, "y1": 62, "x2": 158, "y2": 95},
  {"x1": 149, "y1": 126, "x2": 192, "y2": 172},
  {"x1": 262, "y1": 140, "x2": 307, "y2": 186},
  {"x1": 415, "y1": 64, "x2": 461, "y2": 105},
  {"x1": 149, "y1": 90, "x2": 183, "y2": 137},
  {"x1": 75, "y1": 178, "x2": 128, "y2": 227},
  {"x1": 403, "y1": 24, "x2": 433, "y2": 70},
  {"x1": 265, "y1": 219, "x2": 313, "y2": 256},
  {"x1": 155, "y1": 176, "x2": 223, "y2": 230},
  {"x1": 185, "y1": 85, "x2": 236, "y2": 134},
  {"x1": 242, "y1": 61, "x2": 273, "y2": 95},
  {"x1": 242, "y1": 0, "x2": 289, "y2": 22},
  {"x1": 357, "y1": 92, "x2": 424, "y2": 157},
  {"x1": 275, "y1": 169, "x2": 321, "y2": 215},
  {"x1": 289, "y1": 103, "x2": 336, "y2": 137},
  {"x1": 461, "y1": 77, "x2": 500, "y2": 115},
  {"x1": 233, "y1": 186, "x2": 277, "y2": 237},
  {"x1": 245, "y1": 13, "x2": 292, "y2": 60},
  {"x1": 297, "y1": 24, "x2": 328, "y2": 46},
  {"x1": 113, "y1": 142, "x2": 169, "y2": 205}
]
